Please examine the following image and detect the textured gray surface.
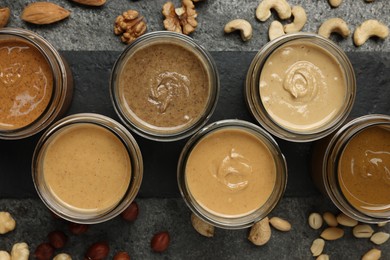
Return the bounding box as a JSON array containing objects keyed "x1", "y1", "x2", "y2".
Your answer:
[
  {"x1": 1, "y1": 0, "x2": 389, "y2": 52},
  {"x1": 0, "y1": 0, "x2": 390, "y2": 259}
]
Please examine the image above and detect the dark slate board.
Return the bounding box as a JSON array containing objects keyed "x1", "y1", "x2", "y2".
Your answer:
[{"x1": 0, "y1": 51, "x2": 389, "y2": 199}]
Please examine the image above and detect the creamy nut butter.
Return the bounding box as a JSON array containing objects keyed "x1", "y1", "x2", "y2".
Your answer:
[
  {"x1": 111, "y1": 32, "x2": 219, "y2": 141},
  {"x1": 0, "y1": 39, "x2": 53, "y2": 130},
  {"x1": 260, "y1": 41, "x2": 346, "y2": 131},
  {"x1": 185, "y1": 128, "x2": 276, "y2": 217},
  {"x1": 43, "y1": 123, "x2": 131, "y2": 214},
  {"x1": 338, "y1": 126, "x2": 390, "y2": 214}
]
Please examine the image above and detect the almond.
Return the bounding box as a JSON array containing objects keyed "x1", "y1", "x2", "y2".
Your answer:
[
  {"x1": 0, "y1": 7, "x2": 10, "y2": 28},
  {"x1": 21, "y1": 2, "x2": 70, "y2": 25},
  {"x1": 70, "y1": 0, "x2": 106, "y2": 6}
]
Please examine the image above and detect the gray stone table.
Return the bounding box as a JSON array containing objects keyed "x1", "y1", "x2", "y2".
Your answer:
[{"x1": 0, "y1": 0, "x2": 389, "y2": 259}]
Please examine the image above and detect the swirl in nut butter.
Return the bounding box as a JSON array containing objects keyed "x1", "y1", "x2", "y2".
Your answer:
[
  {"x1": 0, "y1": 40, "x2": 53, "y2": 130},
  {"x1": 260, "y1": 42, "x2": 346, "y2": 132}
]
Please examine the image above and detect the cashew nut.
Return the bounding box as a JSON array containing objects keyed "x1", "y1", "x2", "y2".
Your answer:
[
  {"x1": 318, "y1": 18, "x2": 350, "y2": 39},
  {"x1": 224, "y1": 19, "x2": 253, "y2": 41},
  {"x1": 191, "y1": 213, "x2": 214, "y2": 237},
  {"x1": 10, "y1": 243, "x2": 29, "y2": 260},
  {"x1": 353, "y1": 19, "x2": 389, "y2": 46},
  {"x1": 269, "y1": 20, "x2": 285, "y2": 41},
  {"x1": 0, "y1": 212, "x2": 16, "y2": 234},
  {"x1": 0, "y1": 251, "x2": 11, "y2": 260},
  {"x1": 284, "y1": 6, "x2": 307, "y2": 33},
  {"x1": 248, "y1": 217, "x2": 271, "y2": 246},
  {"x1": 256, "y1": 0, "x2": 291, "y2": 22},
  {"x1": 53, "y1": 253, "x2": 72, "y2": 260},
  {"x1": 328, "y1": 0, "x2": 342, "y2": 8}
]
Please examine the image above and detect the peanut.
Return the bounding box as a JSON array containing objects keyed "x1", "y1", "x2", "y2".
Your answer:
[
  {"x1": 323, "y1": 212, "x2": 338, "y2": 227},
  {"x1": 248, "y1": 217, "x2": 271, "y2": 246},
  {"x1": 320, "y1": 227, "x2": 344, "y2": 240},
  {"x1": 362, "y1": 248, "x2": 381, "y2": 260},
  {"x1": 316, "y1": 254, "x2": 330, "y2": 260},
  {"x1": 336, "y1": 213, "x2": 358, "y2": 227},
  {"x1": 308, "y1": 213, "x2": 323, "y2": 230},
  {"x1": 269, "y1": 217, "x2": 291, "y2": 232},
  {"x1": 370, "y1": 232, "x2": 390, "y2": 245},
  {"x1": 310, "y1": 238, "x2": 325, "y2": 257},
  {"x1": 352, "y1": 224, "x2": 374, "y2": 238}
]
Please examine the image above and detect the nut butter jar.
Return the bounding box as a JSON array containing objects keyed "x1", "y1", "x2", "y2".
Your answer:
[
  {"x1": 110, "y1": 31, "x2": 220, "y2": 141},
  {"x1": 32, "y1": 113, "x2": 143, "y2": 224},
  {"x1": 0, "y1": 28, "x2": 73, "y2": 140},
  {"x1": 246, "y1": 33, "x2": 356, "y2": 142},
  {"x1": 177, "y1": 119, "x2": 287, "y2": 229},
  {"x1": 312, "y1": 114, "x2": 390, "y2": 223}
]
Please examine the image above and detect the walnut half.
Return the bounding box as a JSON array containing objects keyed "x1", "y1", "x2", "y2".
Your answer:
[
  {"x1": 162, "y1": 0, "x2": 198, "y2": 35},
  {"x1": 114, "y1": 10, "x2": 147, "y2": 44}
]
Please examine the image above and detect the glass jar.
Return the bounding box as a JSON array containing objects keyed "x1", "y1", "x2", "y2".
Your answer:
[
  {"x1": 110, "y1": 31, "x2": 219, "y2": 142},
  {"x1": 312, "y1": 114, "x2": 390, "y2": 223},
  {"x1": 177, "y1": 119, "x2": 287, "y2": 229},
  {"x1": 32, "y1": 113, "x2": 143, "y2": 224},
  {"x1": 246, "y1": 33, "x2": 356, "y2": 142},
  {"x1": 0, "y1": 28, "x2": 73, "y2": 140}
]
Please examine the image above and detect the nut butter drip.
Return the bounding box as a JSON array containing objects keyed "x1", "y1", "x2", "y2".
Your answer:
[
  {"x1": 186, "y1": 128, "x2": 276, "y2": 217},
  {"x1": 0, "y1": 39, "x2": 53, "y2": 130},
  {"x1": 260, "y1": 42, "x2": 346, "y2": 132},
  {"x1": 338, "y1": 126, "x2": 390, "y2": 214},
  {"x1": 118, "y1": 42, "x2": 210, "y2": 134}
]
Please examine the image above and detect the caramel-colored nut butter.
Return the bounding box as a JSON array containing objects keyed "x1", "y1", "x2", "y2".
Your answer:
[
  {"x1": 338, "y1": 126, "x2": 390, "y2": 214},
  {"x1": 43, "y1": 124, "x2": 131, "y2": 213},
  {"x1": 185, "y1": 128, "x2": 276, "y2": 217},
  {"x1": 118, "y1": 42, "x2": 210, "y2": 133},
  {"x1": 0, "y1": 39, "x2": 53, "y2": 130},
  {"x1": 260, "y1": 41, "x2": 346, "y2": 131}
]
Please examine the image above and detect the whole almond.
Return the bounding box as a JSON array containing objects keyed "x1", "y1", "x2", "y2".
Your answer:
[
  {"x1": 248, "y1": 217, "x2": 271, "y2": 246},
  {"x1": 21, "y1": 2, "x2": 70, "y2": 25},
  {"x1": 269, "y1": 217, "x2": 291, "y2": 232},
  {"x1": 323, "y1": 212, "x2": 338, "y2": 227},
  {"x1": 352, "y1": 224, "x2": 374, "y2": 238},
  {"x1": 191, "y1": 213, "x2": 214, "y2": 237},
  {"x1": 308, "y1": 213, "x2": 323, "y2": 230},
  {"x1": 320, "y1": 227, "x2": 344, "y2": 240},
  {"x1": 336, "y1": 213, "x2": 358, "y2": 227},
  {"x1": 316, "y1": 254, "x2": 330, "y2": 260},
  {"x1": 0, "y1": 7, "x2": 10, "y2": 28},
  {"x1": 362, "y1": 248, "x2": 381, "y2": 260},
  {"x1": 70, "y1": 0, "x2": 106, "y2": 6},
  {"x1": 370, "y1": 231, "x2": 390, "y2": 245},
  {"x1": 310, "y1": 238, "x2": 325, "y2": 257}
]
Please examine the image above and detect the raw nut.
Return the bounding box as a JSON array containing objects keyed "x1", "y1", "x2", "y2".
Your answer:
[
  {"x1": 85, "y1": 241, "x2": 110, "y2": 260},
  {"x1": 370, "y1": 232, "x2": 390, "y2": 245},
  {"x1": 352, "y1": 224, "x2": 374, "y2": 238},
  {"x1": 320, "y1": 227, "x2": 344, "y2": 240},
  {"x1": 377, "y1": 222, "x2": 387, "y2": 227},
  {"x1": 336, "y1": 213, "x2": 358, "y2": 227},
  {"x1": 0, "y1": 211, "x2": 16, "y2": 234},
  {"x1": 121, "y1": 201, "x2": 139, "y2": 222},
  {"x1": 316, "y1": 254, "x2": 330, "y2": 260},
  {"x1": 151, "y1": 231, "x2": 170, "y2": 253},
  {"x1": 0, "y1": 251, "x2": 11, "y2": 260},
  {"x1": 11, "y1": 243, "x2": 29, "y2": 260},
  {"x1": 248, "y1": 217, "x2": 271, "y2": 246},
  {"x1": 323, "y1": 212, "x2": 338, "y2": 227},
  {"x1": 308, "y1": 213, "x2": 323, "y2": 230},
  {"x1": 69, "y1": 222, "x2": 89, "y2": 235},
  {"x1": 34, "y1": 243, "x2": 55, "y2": 260},
  {"x1": 191, "y1": 213, "x2": 214, "y2": 237},
  {"x1": 0, "y1": 7, "x2": 10, "y2": 28},
  {"x1": 21, "y1": 2, "x2": 70, "y2": 25},
  {"x1": 48, "y1": 230, "x2": 68, "y2": 249},
  {"x1": 310, "y1": 238, "x2": 325, "y2": 257},
  {"x1": 53, "y1": 253, "x2": 72, "y2": 260},
  {"x1": 113, "y1": 251, "x2": 131, "y2": 260},
  {"x1": 362, "y1": 248, "x2": 381, "y2": 260},
  {"x1": 269, "y1": 217, "x2": 291, "y2": 231},
  {"x1": 70, "y1": 0, "x2": 106, "y2": 6}
]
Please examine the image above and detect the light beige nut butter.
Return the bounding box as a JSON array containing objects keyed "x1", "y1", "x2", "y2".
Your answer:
[
  {"x1": 42, "y1": 123, "x2": 131, "y2": 214},
  {"x1": 260, "y1": 41, "x2": 346, "y2": 132},
  {"x1": 118, "y1": 42, "x2": 210, "y2": 134},
  {"x1": 185, "y1": 128, "x2": 276, "y2": 217},
  {"x1": 0, "y1": 39, "x2": 53, "y2": 130},
  {"x1": 338, "y1": 125, "x2": 390, "y2": 214}
]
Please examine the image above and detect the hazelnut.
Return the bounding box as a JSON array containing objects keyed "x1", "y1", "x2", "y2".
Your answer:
[
  {"x1": 34, "y1": 243, "x2": 55, "y2": 260},
  {"x1": 48, "y1": 230, "x2": 68, "y2": 249},
  {"x1": 68, "y1": 222, "x2": 89, "y2": 235},
  {"x1": 121, "y1": 201, "x2": 139, "y2": 222},
  {"x1": 113, "y1": 251, "x2": 131, "y2": 260},
  {"x1": 85, "y1": 241, "x2": 109, "y2": 260},
  {"x1": 151, "y1": 231, "x2": 170, "y2": 253}
]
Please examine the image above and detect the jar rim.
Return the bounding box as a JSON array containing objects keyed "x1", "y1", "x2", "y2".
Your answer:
[{"x1": 177, "y1": 119, "x2": 287, "y2": 229}]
